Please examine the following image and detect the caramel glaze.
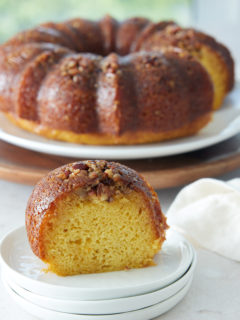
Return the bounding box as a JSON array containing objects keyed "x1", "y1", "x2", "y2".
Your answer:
[
  {"x1": 135, "y1": 25, "x2": 234, "y2": 92},
  {"x1": 0, "y1": 48, "x2": 213, "y2": 135},
  {"x1": 0, "y1": 43, "x2": 71, "y2": 114},
  {"x1": 66, "y1": 18, "x2": 104, "y2": 54},
  {"x1": 37, "y1": 50, "x2": 213, "y2": 135},
  {"x1": 0, "y1": 15, "x2": 234, "y2": 144},
  {"x1": 115, "y1": 17, "x2": 150, "y2": 55},
  {"x1": 25, "y1": 160, "x2": 168, "y2": 260},
  {"x1": 5, "y1": 26, "x2": 74, "y2": 49}
]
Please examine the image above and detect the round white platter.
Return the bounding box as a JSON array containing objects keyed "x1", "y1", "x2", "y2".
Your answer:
[
  {"x1": 0, "y1": 226, "x2": 194, "y2": 300},
  {"x1": 2, "y1": 275, "x2": 193, "y2": 320},
  {"x1": 2, "y1": 249, "x2": 196, "y2": 314},
  {"x1": 0, "y1": 84, "x2": 239, "y2": 160}
]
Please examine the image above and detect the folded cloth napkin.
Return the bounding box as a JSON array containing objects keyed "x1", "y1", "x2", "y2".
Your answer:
[{"x1": 167, "y1": 178, "x2": 240, "y2": 262}]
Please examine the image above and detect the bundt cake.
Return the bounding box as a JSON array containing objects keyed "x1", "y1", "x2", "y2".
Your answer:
[
  {"x1": 0, "y1": 16, "x2": 234, "y2": 145},
  {"x1": 25, "y1": 160, "x2": 168, "y2": 276}
]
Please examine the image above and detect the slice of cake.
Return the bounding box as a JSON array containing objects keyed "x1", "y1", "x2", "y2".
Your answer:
[{"x1": 26, "y1": 160, "x2": 168, "y2": 276}]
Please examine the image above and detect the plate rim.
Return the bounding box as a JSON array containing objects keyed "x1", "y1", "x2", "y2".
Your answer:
[
  {"x1": 1, "y1": 251, "x2": 196, "y2": 314},
  {"x1": 2, "y1": 273, "x2": 193, "y2": 319}
]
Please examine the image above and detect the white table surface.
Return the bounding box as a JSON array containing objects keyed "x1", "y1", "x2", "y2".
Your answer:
[{"x1": 0, "y1": 168, "x2": 240, "y2": 320}]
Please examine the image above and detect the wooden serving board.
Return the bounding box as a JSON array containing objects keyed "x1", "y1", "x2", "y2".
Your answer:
[{"x1": 0, "y1": 135, "x2": 240, "y2": 189}]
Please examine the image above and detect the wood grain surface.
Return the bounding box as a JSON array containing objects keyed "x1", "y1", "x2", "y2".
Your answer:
[{"x1": 0, "y1": 135, "x2": 240, "y2": 189}]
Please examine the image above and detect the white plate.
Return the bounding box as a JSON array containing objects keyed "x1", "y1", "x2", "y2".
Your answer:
[
  {"x1": 1, "y1": 250, "x2": 196, "y2": 314},
  {"x1": 0, "y1": 84, "x2": 239, "y2": 160},
  {"x1": 0, "y1": 226, "x2": 193, "y2": 300},
  {"x1": 2, "y1": 275, "x2": 193, "y2": 320}
]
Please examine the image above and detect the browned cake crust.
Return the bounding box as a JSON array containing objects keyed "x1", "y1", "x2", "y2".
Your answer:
[
  {"x1": 26, "y1": 160, "x2": 168, "y2": 260},
  {"x1": 0, "y1": 16, "x2": 234, "y2": 145},
  {"x1": 134, "y1": 24, "x2": 234, "y2": 92}
]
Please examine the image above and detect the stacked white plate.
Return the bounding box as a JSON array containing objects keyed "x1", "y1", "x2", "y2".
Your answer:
[{"x1": 0, "y1": 226, "x2": 196, "y2": 320}]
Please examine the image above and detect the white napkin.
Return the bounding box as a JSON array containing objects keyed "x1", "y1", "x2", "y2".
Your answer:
[{"x1": 167, "y1": 178, "x2": 240, "y2": 262}]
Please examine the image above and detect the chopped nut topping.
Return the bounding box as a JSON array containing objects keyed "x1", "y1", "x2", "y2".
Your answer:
[
  {"x1": 104, "y1": 168, "x2": 113, "y2": 178},
  {"x1": 72, "y1": 163, "x2": 89, "y2": 171},
  {"x1": 67, "y1": 61, "x2": 76, "y2": 68}
]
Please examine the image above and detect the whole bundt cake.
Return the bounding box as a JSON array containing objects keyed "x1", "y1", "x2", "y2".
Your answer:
[
  {"x1": 0, "y1": 16, "x2": 234, "y2": 145},
  {"x1": 26, "y1": 160, "x2": 168, "y2": 276}
]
